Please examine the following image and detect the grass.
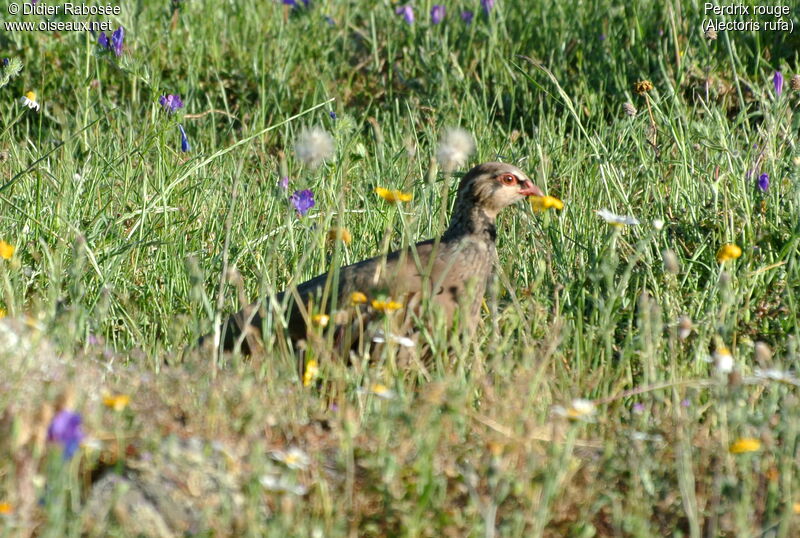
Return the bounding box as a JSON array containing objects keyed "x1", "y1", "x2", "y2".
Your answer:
[{"x1": 1, "y1": 0, "x2": 799, "y2": 535}]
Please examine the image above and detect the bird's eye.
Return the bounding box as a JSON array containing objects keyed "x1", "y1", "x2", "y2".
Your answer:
[{"x1": 499, "y1": 174, "x2": 517, "y2": 186}]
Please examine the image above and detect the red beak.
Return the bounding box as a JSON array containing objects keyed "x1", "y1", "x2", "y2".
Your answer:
[{"x1": 518, "y1": 180, "x2": 544, "y2": 197}]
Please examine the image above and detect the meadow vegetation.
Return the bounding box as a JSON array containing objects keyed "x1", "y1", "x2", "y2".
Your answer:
[{"x1": 1, "y1": 0, "x2": 800, "y2": 535}]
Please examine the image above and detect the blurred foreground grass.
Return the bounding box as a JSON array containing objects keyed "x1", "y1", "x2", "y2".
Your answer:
[{"x1": 1, "y1": 0, "x2": 800, "y2": 535}]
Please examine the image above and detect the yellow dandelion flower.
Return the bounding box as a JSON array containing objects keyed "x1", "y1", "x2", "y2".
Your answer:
[
  {"x1": 371, "y1": 299, "x2": 402, "y2": 313},
  {"x1": 0, "y1": 240, "x2": 15, "y2": 260},
  {"x1": 102, "y1": 394, "x2": 130, "y2": 412},
  {"x1": 0, "y1": 502, "x2": 11, "y2": 515},
  {"x1": 529, "y1": 195, "x2": 564, "y2": 211},
  {"x1": 0, "y1": 308, "x2": 5, "y2": 319},
  {"x1": 303, "y1": 359, "x2": 319, "y2": 387},
  {"x1": 312, "y1": 314, "x2": 330, "y2": 327},
  {"x1": 326, "y1": 227, "x2": 352, "y2": 245},
  {"x1": 271, "y1": 446, "x2": 310, "y2": 470},
  {"x1": 375, "y1": 187, "x2": 413, "y2": 203},
  {"x1": 729, "y1": 437, "x2": 761, "y2": 454},
  {"x1": 350, "y1": 291, "x2": 368, "y2": 305},
  {"x1": 716, "y1": 244, "x2": 742, "y2": 263},
  {"x1": 793, "y1": 502, "x2": 800, "y2": 514}
]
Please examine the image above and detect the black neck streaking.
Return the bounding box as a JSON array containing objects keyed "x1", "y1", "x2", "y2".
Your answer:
[{"x1": 441, "y1": 192, "x2": 497, "y2": 243}]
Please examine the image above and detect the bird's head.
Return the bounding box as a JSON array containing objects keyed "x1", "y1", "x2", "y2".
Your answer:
[{"x1": 456, "y1": 162, "x2": 543, "y2": 218}]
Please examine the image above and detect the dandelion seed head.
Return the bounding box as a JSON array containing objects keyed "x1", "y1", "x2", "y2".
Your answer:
[
  {"x1": 294, "y1": 126, "x2": 334, "y2": 169},
  {"x1": 678, "y1": 315, "x2": 693, "y2": 340},
  {"x1": 754, "y1": 341, "x2": 772, "y2": 364},
  {"x1": 436, "y1": 127, "x2": 475, "y2": 172},
  {"x1": 662, "y1": 249, "x2": 680, "y2": 274}
]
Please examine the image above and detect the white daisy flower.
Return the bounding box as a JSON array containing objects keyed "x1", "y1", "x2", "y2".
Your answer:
[
  {"x1": 259, "y1": 473, "x2": 308, "y2": 495},
  {"x1": 270, "y1": 446, "x2": 310, "y2": 470},
  {"x1": 294, "y1": 126, "x2": 334, "y2": 169},
  {"x1": 20, "y1": 91, "x2": 40, "y2": 111},
  {"x1": 630, "y1": 431, "x2": 664, "y2": 443},
  {"x1": 358, "y1": 383, "x2": 396, "y2": 400},
  {"x1": 713, "y1": 346, "x2": 734, "y2": 374},
  {"x1": 372, "y1": 330, "x2": 415, "y2": 348},
  {"x1": 596, "y1": 209, "x2": 640, "y2": 226},
  {"x1": 552, "y1": 398, "x2": 596, "y2": 421},
  {"x1": 436, "y1": 127, "x2": 475, "y2": 172},
  {"x1": 652, "y1": 218, "x2": 665, "y2": 230}
]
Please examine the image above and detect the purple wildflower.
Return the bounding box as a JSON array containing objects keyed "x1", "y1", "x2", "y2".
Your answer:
[
  {"x1": 110, "y1": 26, "x2": 124, "y2": 56},
  {"x1": 757, "y1": 173, "x2": 769, "y2": 193},
  {"x1": 290, "y1": 189, "x2": 315, "y2": 216},
  {"x1": 395, "y1": 5, "x2": 414, "y2": 24},
  {"x1": 279, "y1": 176, "x2": 289, "y2": 189},
  {"x1": 599, "y1": 33, "x2": 606, "y2": 41},
  {"x1": 159, "y1": 94, "x2": 184, "y2": 113},
  {"x1": 431, "y1": 5, "x2": 445, "y2": 24},
  {"x1": 632, "y1": 402, "x2": 645, "y2": 414},
  {"x1": 179, "y1": 124, "x2": 190, "y2": 152},
  {"x1": 2, "y1": 58, "x2": 9, "y2": 67},
  {"x1": 47, "y1": 410, "x2": 85, "y2": 460},
  {"x1": 98, "y1": 32, "x2": 109, "y2": 49},
  {"x1": 481, "y1": 0, "x2": 495, "y2": 14},
  {"x1": 460, "y1": 10, "x2": 474, "y2": 25},
  {"x1": 773, "y1": 71, "x2": 783, "y2": 98},
  {"x1": 680, "y1": 398, "x2": 690, "y2": 408},
  {"x1": 329, "y1": 110, "x2": 337, "y2": 120}
]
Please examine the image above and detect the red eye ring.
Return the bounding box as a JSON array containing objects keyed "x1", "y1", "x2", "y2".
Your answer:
[{"x1": 499, "y1": 174, "x2": 517, "y2": 186}]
